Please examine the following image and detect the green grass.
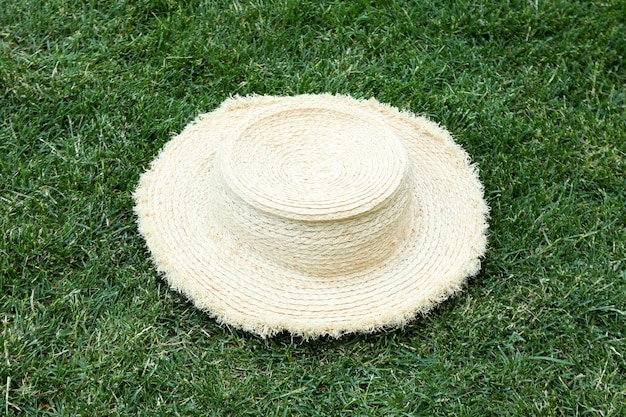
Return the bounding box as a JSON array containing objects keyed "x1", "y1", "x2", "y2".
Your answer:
[{"x1": 1, "y1": 0, "x2": 625, "y2": 415}]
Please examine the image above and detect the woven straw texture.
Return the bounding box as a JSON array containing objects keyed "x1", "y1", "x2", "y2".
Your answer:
[{"x1": 134, "y1": 94, "x2": 489, "y2": 338}]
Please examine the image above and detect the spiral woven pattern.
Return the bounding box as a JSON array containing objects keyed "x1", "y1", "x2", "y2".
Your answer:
[{"x1": 134, "y1": 94, "x2": 489, "y2": 338}]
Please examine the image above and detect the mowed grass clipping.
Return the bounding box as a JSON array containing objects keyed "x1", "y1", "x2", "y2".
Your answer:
[{"x1": 1, "y1": 0, "x2": 625, "y2": 415}]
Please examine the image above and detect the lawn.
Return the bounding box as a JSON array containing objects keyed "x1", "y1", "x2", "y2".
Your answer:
[{"x1": 1, "y1": 0, "x2": 625, "y2": 415}]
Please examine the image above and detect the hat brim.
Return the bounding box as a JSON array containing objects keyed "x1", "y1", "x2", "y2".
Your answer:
[{"x1": 134, "y1": 94, "x2": 489, "y2": 338}]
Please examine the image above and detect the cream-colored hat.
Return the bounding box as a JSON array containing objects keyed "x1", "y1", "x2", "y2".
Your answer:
[{"x1": 134, "y1": 94, "x2": 489, "y2": 338}]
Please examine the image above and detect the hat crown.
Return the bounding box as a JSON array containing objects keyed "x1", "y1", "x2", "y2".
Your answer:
[{"x1": 212, "y1": 103, "x2": 414, "y2": 277}]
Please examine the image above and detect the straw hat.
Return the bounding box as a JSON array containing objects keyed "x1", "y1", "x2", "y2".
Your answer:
[{"x1": 134, "y1": 94, "x2": 488, "y2": 338}]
